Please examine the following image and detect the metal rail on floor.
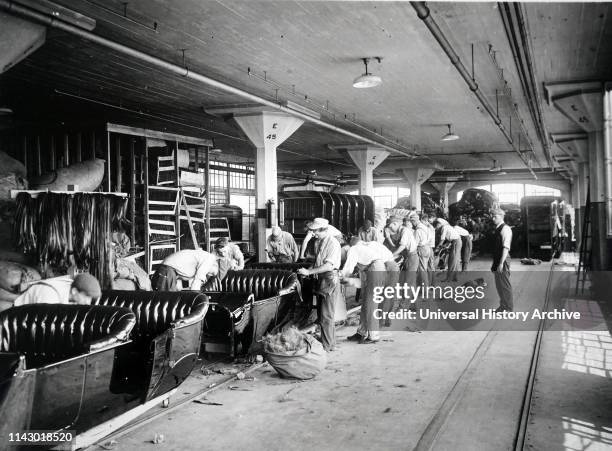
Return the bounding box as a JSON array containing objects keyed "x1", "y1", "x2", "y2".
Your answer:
[
  {"x1": 513, "y1": 257, "x2": 556, "y2": 451},
  {"x1": 411, "y1": 262, "x2": 557, "y2": 451}
]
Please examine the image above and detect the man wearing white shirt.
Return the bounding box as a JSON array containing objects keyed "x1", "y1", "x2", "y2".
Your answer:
[
  {"x1": 454, "y1": 220, "x2": 473, "y2": 271},
  {"x1": 436, "y1": 218, "x2": 462, "y2": 282},
  {"x1": 409, "y1": 211, "x2": 431, "y2": 289},
  {"x1": 152, "y1": 248, "x2": 219, "y2": 291},
  {"x1": 341, "y1": 238, "x2": 399, "y2": 343},
  {"x1": 421, "y1": 213, "x2": 437, "y2": 285},
  {"x1": 491, "y1": 208, "x2": 513, "y2": 312},
  {"x1": 385, "y1": 216, "x2": 418, "y2": 290}
]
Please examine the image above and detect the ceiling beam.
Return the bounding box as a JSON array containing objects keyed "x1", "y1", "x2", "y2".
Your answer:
[{"x1": 0, "y1": 0, "x2": 417, "y2": 159}]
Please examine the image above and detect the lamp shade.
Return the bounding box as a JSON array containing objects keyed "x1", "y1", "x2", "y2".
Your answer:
[
  {"x1": 441, "y1": 124, "x2": 459, "y2": 141},
  {"x1": 352, "y1": 74, "x2": 382, "y2": 89}
]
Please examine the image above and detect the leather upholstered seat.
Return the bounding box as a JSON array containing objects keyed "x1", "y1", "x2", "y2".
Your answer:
[
  {"x1": 0, "y1": 304, "x2": 135, "y2": 368},
  {"x1": 95, "y1": 290, "x2": 208, "y2": 343}
]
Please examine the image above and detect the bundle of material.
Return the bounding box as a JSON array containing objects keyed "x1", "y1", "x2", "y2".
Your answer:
[
  {"x1": 262, "y1": 326, "x2": 306, "y2": 354},
  {"x1": 13, "y1": 192, "x2": 129, "y2": 289},
  {"x1": 520, "y1": 258, "x2": 542, "y2": 265},
  {"x1": 263, "y1": 326, "x2": 327, "y2": 380},
  {"x1": 449, "y1": 188, "x2": 499, "y2": 221},
  {"x1": 0, "y1": 260, "x2": 41, "y2": 302}
]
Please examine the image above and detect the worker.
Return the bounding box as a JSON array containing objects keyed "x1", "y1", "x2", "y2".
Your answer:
[
  {"x1": 357, "y1": 219, "x2": 381, "y2": 243},
  {"x1": 151, "y1": 248, "x2": 218, "y2": 291},
  {"x1": 435, "y1": 218, "x2": 462, "y2": 282},
  {"x1": 266, "y1": 226, "x2": 299, "y2": 263},
  {"x1": 454, "y1": 220, "x2": 473, "y2": 272},
  {"x1": 385, "y1": 216, "x2": 418, "y2": 293},
  {"x1": 300, "y1": 221, "x2": 343, "y2": 260},
  {"x1": 340, "y1": 237, "x2": 399, "y2": 343},
  {"x1": 297, "y1": 218, "x2": 342, "y2": 352},
  {"x1": 421, "y1": 213, "x2": 437, "y2": 286},
  {"x1": 214, "y1": 237, "x2": 245, "y2": 280},
  {"x1": 409, "y1": 211, "x2": 431, "y2": 289},
  {"x1": 13, "y1": 273, "x2": 102, "y2": 306},
  {"x1": 491, "y1": 208, "x2": 513, "y2": 312}
]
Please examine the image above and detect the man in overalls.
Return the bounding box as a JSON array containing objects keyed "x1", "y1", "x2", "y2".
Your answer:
[{"x1": 298, "y1": 218, "x2": 342, "y2": 352}]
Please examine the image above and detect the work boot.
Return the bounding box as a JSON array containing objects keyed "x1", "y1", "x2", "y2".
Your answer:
[{"x1": 346, "y1": 332, "x2": 363, "y2": 342}]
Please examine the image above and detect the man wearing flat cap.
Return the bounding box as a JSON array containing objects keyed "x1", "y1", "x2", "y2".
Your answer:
[
  {"x1": 297, "y1": 218, "x2": 342, "y2": 352},
  {"x1": 13, "y1": 273, "x2": 102, "y2": 306},
  {"x1": 214, "y1": 237, "x2": 245, "y2": 280},
  {"x1": 491, "y1": 208, "x2": 513, "y2": 312},
  {"x1": 266, "y1": 226, "x2": 299, "y2": 263}
]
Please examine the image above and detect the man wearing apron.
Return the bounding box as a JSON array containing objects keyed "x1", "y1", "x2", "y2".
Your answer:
[
  {"x1": 298, "y1": 218, "x2": 342, "y2": 352},
  {"x1": 341, "y1": 237, "x2": 399, "y2": 343}
]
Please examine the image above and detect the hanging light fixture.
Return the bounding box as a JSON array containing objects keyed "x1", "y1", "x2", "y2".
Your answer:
[
  {"x1": 353, "y1": 57, "x2": 382, "y2": 89},
  {"x1": 441, "y1": 124, "x2": 459, "y2": 141}
]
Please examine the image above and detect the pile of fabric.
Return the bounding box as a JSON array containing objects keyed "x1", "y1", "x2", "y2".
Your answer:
[
  {"x1": 263, "y1": 326, "x2": 327, "y2": 380},
  {"x1": 13, "y1": 192, "x2": 130, "y2": 289}
]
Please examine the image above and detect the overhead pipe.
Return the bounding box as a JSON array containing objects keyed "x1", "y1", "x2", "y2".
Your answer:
[
  {"x1": 411, "y1": 1, "x2": 538, "y2": 180},
  {"x1": 0, "y1": 0, "x2": 415, "y2": 158}
]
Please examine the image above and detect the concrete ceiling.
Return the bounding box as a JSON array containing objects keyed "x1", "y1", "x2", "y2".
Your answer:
[{"x1": 1, "y1": 1, "x2": 611, "y2": 185}]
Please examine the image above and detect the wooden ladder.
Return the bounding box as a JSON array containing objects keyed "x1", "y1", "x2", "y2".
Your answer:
[{"x1": 575, "y1": 188, "x2": 591, "y2": 295}]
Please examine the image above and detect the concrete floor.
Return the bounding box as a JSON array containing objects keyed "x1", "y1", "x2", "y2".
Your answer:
[{"x1": 89, "y1": 258, "x2": 612, "y2": 451}]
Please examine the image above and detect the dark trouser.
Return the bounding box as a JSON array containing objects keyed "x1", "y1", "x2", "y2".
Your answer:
[
  {"x1": 461, "y1": 235, "x2": 473, "y2": 271},
  {"x1": 358, "y1": 260, "x2": 386, "y2": 338},
  {"x1": 447, "y1": 239, "x2": 462, "y2": 281},
  {"x1": 427, "y1": 248, "x2": 436, "y2": 285},
  {"x1": 494, "y1": 260, "x2": 513, "y2": 310},
  {"x1": 417, "y1": 246, "x2": 431, "y2": 288},
  {"x1": 381, "y1": 260, "x2": 399, "y2": 323},
  {"x1": 151, "y1": 264, "x2": 177, "y2": 291},
  {"x1": 316, "y1": 271, "x2": 340, "y2": 351}
]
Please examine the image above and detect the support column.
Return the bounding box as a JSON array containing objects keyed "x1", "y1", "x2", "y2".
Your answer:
[
  {"x1": 589, "y1": 131, "x2": 607, "y2": 270},
  {"x1": 209, "y1": 107, "x2": 304, "y2": 262},
  {"x1": 431, "y1": 181, "x2": 456, "y2": 215},
  {"x1": 343, "y1": 146, "x2": 389, "y2": 197},
  {"x1": 402, "y1": 168, "x2": 435, "y2": 211}
]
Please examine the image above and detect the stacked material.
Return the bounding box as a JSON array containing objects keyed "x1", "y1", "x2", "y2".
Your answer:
[
  {"x1": 13, "y1": 192, "x2": 129, "y2": 289},
  {"x1": 449, "y1": 188, "x2": 499, "y2": 221}
]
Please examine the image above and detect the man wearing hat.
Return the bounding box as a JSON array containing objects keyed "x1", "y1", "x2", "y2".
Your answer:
[
  {"x1": 214, "y1": 237, "x2": 245, "y2": 280},
  {"x1": 266, "y1": 226, "x2": 299, "y2": 263},
  {"x1": 491, "y1": 208, "x2": 513, "y2": 312},
  {"x1": 357, "y1": 219, "x2": 381, "y2": 243},
  {"x1": 409, "y1": 211, "x2": 431, "y2": 289},
  {"x1": 297, "y1": 218, "x2": 342, "y2": 352},
  {"x1": 152, "y1": 248, "x2": 219, "y2": 291},
  {"x1": 385, "y1": 215, "x2": 418, "y2": 291},
  {"x1": 13, "y1": 273, "x2": 102, "y2": 306}
]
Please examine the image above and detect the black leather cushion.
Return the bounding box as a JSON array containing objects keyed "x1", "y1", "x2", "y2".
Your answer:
[
  {"x1": 203, "y1": 270, "x2": 298, "y2": 300},
  {"x1": 0, "y1": 304, "x2": 135, "y2": 368},
  {"x1": 95, "y1": 290, "x2": 209, "y2": 342},
  {"x1": 247, "y1": 262, "x2": 310, "y2": 272}
]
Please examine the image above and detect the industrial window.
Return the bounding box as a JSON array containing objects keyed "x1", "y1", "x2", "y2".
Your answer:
[
  {"x1": 373, "y1": 186, "x2": 411, "y2": 209},
  {"x1": 228, "y1": 163, "x2": 255, "y2": 190},
  {"x1": 210, "y1": 189, "x2": 228, "y2": 205},
  {"x1": 210, "y1": 168, "x2": 227, "y2": 188},
  {"x1": 525, "y1": 184, "x2": 561, "y2": 198}
]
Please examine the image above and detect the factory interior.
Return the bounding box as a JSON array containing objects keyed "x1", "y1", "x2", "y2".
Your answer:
[{"x1": 0, "y1": 1, "x2": 611, "y2": 450}]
